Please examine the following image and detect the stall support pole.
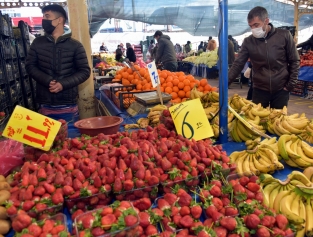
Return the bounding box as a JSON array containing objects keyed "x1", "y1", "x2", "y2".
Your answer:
[
  {"x1": 218, "y1": 0, "x2": 228, "y2": 144},
  {"x1": 67, "y1": 0, "x2": 96, "y2": 119},
  {"x1": 293, "y1": 1, "x2": 299, "y2": 44}
]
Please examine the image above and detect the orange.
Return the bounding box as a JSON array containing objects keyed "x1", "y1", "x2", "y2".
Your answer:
[
  {"x1": 160, "y1": 77, "x2": 165, "y2": 84},
  {"x1": 185, "y1": 91, "x2": 191, "y2": 98},
  {"x1": 204, "y1": 84, "x2": 212, "y2": 91},
  {"x1": 178, "y1": 82, "x2": 185, "y2": 89},
  {"x1": 139, "y1": 68, "x2": 146, "y2": 76},
  {"x1": 122, "y1": 72, "x2": 129, "y2": 79},
  {"x1": 211, "y1": 87, "x2": 218, "y2": 91},
  {"x1": 166, "y1": 82, "x2": 173, "y2": 88},
  {"x1": 128, "y1": 75, "x2": 134, "y2": 81},
  {"x1": 182, "y1": 98, "x2": 188, "y2": 102},
  {"x1": 184, "y1": 85, "x2": 191, "y2": 93},
  {"x1": 166, "y1": 76, "x2": 173, "y2": 83},
  {"x1": 177, "y1": 71, "x2": 185, "y2": 77},
  {"x1": 200, "y1": 78, "x2": 208, "y2": 87},
  {"x1": 141, "y1": 79, "x2": 148, "y2": 85},
  {"x1": 173, "y1": 79, "x2": 179, "y2": 86},
  {"x1": 160, "y1": 72, "x2": 167, "y2": 79},
  {"x1": 178, "y1": 75, "x2": 185, "y2": 82},
  {"x1": 173, "y1": 86, "x2": 179, "y2": 93},
  {"x1": 165, "y1": 87, "x2": 172, "y2": 94},
  {"x1": 127, "y1": 68, "x2": 133, "y2": 74},
  {"x1": 134, "y1": 65, "x2": 140, "y2": 71},
  {"x1": 122, "y1": 79, "x2": 130, "y2": 86},
  {"x1": 186, "y1": 75, "x2": 194, "y2": 80},
  {"x1": 198, "y1": 86, "x2": 204, "y2": 92},
  {"x1": 115, "y1": 74, "x2": 122, "y2": 80},
  {"x1": 183, "y1": 79, "x2": 190, "y2": 86},
  {"x1": 172, "y1": 97, "x2": 181, "y2": 103},
  {"x1": 178, "y1": 90, "x2": 186, "y2": 98},
  {"x1": 171, "y1": 92, "x2": 178, "y2": 99},
  {"x1": 161, "y1": 83, "x2": 166, "y2": 88},
  {"x1": 190, "y1": 82, "x2": 196, "y2": 88}
]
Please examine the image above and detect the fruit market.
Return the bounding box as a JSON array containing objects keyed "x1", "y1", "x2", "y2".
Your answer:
[{"x1": 1, "y1": 0, "x2": 313, "y2": 237}]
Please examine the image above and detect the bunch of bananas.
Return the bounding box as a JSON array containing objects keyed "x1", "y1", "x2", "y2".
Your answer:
[
  {"x1": 261, "y1": 172, "x2": 313, "y2": 237},
  {"x1": 201, "y1": 91, "x2": 219, "y2": 105},
  {"x1": 190, "y1": 87, "x2": 204, "y2": 100},
  {"x1": 304, "y1": 167, "x2": 313, "y2": 183},
  {"x1": 210, "y1": 112, "x2": 234, "y2": 138},
  {"x1": 229, "y1": 94, "x2": 255, "y2": 111},
  {"x1": 229, "y1": 116, "x2": 266, "y2": 142},
  {"x1": 278, "y1": 134, "x2": 313, "y2": 169},
  {"x1": 241, "y1": 103, "x2": 270, "y2": 130},
  {"x1": 203, "y1": 103, "x2": 219, "y2": 120},
  {"x1": 300, "y1": 121, "x2": 313, "y2": 144},
  {"x1": 147, "y1": 104, "x2": 168, "y2": 126},
  {"x1": 229, "y1": 138, "x2": 284, "y2": 175}
]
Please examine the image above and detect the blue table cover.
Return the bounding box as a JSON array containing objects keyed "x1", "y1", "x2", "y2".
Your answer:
[{"x1": 299, "y1": 66, "x2": 313, "y2": 82}]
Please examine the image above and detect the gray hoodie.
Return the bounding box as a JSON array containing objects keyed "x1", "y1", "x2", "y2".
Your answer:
[{"x1": 155, "y1": 34, "x2": 177, "y2": 64}]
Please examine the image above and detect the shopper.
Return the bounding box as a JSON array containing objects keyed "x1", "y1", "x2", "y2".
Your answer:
[
  {"x1": 126, "y1": 43, "x2": 136, "y2": 63},
  {"x1": 115, "y1": 45, "x2": 123, "y2": 62},
  {"x1": 148, "y1": 40, "x2": 155, "y2": 57},
  {"x1": 228, "y1": 6, "x2": 300, "y2": 109},
  {"x1": 99, "y1": 42, "x2": 108, "y2": 52},
  {"x1": 198, "y1": 41, "x2": 204, "y2": 51},
  {"x1": 153, "y1": 30, "x2": 177, "y2": 72},
  {"x1": 174, "y1": 43, "x2": 182, "y2": 54},
  {"x1": 207, "y1": 39, "x2": 217, "y2": 51},
  {"x1": 228, "y1": 39, "x2": 235, "y2": 68},
  {"x1": 228, "y1": 35, "x2": 239, "y2": 52},
  {"x1": 25, "y1": 4, "x2": 90, "y2": 123},
  {"x1": 184, "y1": 41, "x2": 192, "y2": 54},
  {"x1": 297, "y1": 34, "x2": 313, "y2": 51}
]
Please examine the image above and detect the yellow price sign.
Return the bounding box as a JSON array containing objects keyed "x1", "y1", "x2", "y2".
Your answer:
[
  {"x1": 2, "y1": 106, "x2": 62, "y2": 151},
  {"x1": 169, "y1": 98, "x2": 214, "y2": 141}
]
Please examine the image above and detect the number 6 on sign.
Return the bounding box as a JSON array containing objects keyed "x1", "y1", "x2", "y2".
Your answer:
[{"x1": 169, "y1": 99, "x2": 214, "y2": 141}]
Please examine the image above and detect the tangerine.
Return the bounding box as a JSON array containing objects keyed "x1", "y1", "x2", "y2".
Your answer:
[
  {"x1": 127, "y1": 68, "x2": 133, "y2": 74},
  {"x1": 165, "y1": 87, "x2": 173, "y2": 94},
  {"x1": 178, "y1": 90, "x2": 186, "y2": 98},
  {"x1": 171, "y1": 92, "x2": 178, "y2": 99},
  {"x1": 166, "y1": 82, "x2": 173, "y2": 88},
  {"x1": 200, "y1": 78, "x2": 208, "y2": 87},
  {"x1": 178, "y1": 82, "x2": 185, "y2": 89},
  {"x1": 184, "y1": 86, "x2": 191, "y2": 92},
  {"x1": 185, "y1": 91, "x2": 191, "y2": 98},
  {"x1": 204, "y1": 84, "x2": 212, "y2": 91},
  {"x1": 173, "y1": 86, "x2": 179, "y2": 92},
  {"x1": 160, "y1": 87, "x2": 164, "y2": 92},
  {"x1": 173, "y1": 79, "x2": 179, "y2": 86},
  {"x1": 183, "y1": 79, "x2": 190, "y2": 86},
  {"x1": 198, "y1": 86, "x2": 204, "y2": 92}
]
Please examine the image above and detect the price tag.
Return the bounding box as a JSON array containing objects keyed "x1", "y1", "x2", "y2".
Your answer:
[
  {"x1": 169, "y1": 99, "x2": 214, "y2": 141},
  {"x1": 2, "y1": 106, "x2": 62, "y2": 151},
  {"x1": 147, "y1": 61, "x2": 160, "y2": 88}
]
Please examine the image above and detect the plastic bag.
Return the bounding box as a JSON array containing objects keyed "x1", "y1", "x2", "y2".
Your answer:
[
  {"x1": 0, "y1": 139, "x2": 24, "y2": 176},
  {"x1": 244, "y1": 67, "x2": 251, "y2": 78}
]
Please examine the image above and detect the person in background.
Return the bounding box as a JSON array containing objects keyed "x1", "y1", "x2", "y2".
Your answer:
[
  {"x1": 148, "y1": 40, "x2": 155, "y2": 57},
  {"x1": 244, "y1": 62, "x2": 253, "y2": 100},
  {"x1": 174, "y1": 43, "x2": 182, "y2": 53},
  {"x1": 25, "y1": 4, "x2": 90, "y2": 123},
  {"x1": 228, "y1": 6, "x2": 299, "y2": 109},
  {"x1": 228, "y1": 39, "x2": 235, "y2": 68},
  {"x1": 119, "y1": 43, "x2": 125, "y2": 53},
  {"x1": 153, "y1": 30, "x2": 177, "y2": 72},
  {"x1": 297, "y1": 34, "x2": 313, "y2": 51},
  {"x1": 99, "y1": 42, "x2": 108, "y2": 52},
  {"x1": 204, "y1": 36, "x2": 212, "y2": 51},
  {"x1": 228, "y1": 35, "x2": 239, "y2": 52},
  {"x1": 184, "y1": 41, "x2": 191, "y2": 54},
  {"x1": 152, "y1": 43, "x2": 158, "y2": 61},
  {"x1": 207, "y1": 39, "x2": 217, "y2": 51},
  {"x1": 198, "y1": 41, "x2": 204, "y2": 51},
  {"x1": 93, "y1": 54, "x2": 102, "y2": 67},
  {"x1": 126, "y1": 43, "x2": 136, "y2": 63},
  {"x1": 115, "y1": 45, "x2": 123, "y2": 62}
]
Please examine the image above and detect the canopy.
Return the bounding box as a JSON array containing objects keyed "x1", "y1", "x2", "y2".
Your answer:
[{"x1": 86, "y1": 0, "x2": 313, "y2": 37}]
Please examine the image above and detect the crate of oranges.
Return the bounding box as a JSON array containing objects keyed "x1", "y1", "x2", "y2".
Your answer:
[{"x1": 114, "y1": 67, "x2": 217, "y2": 104}]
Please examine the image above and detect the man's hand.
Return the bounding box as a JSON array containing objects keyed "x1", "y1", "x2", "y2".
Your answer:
[
  {"x1": 49, "y1": 82, "x2": 63, "y2": 93},
  {"x1": 49, "y1": 80, "x2": 57, "y2": 87},
  {"x1": 283, "y1": 87, "x2": 289, "y2": 91}
]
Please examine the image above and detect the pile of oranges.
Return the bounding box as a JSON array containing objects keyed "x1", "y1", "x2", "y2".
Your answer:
[{"x1": 113, "y1": 67, "x2": 217, "y2": 103}]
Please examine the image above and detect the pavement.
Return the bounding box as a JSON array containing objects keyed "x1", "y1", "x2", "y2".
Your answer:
[{"x1": 205, "y1": 77, "x2": 313, "y2": 119}]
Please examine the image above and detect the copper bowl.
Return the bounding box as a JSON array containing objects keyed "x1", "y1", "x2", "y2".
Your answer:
[{"x1": 74, "y1": 116, "x2": 123, "y2": 136}]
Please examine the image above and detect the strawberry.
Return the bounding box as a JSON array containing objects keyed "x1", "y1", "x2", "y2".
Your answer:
[
  {"x1": 179, "y1": 215, "x2": 193, "y2": 228},
  {"x1": 73, "y1": 179, "x2": 83, "y2": 191},
  {"x1": 191, "y1": 205, "x2": 202, "y2": 219},
  {"x1": 210, "y1": 185, "x2": 222, "y2": 197},
  {"x1": 43, "y1": 183, "x2": 56, "y2": 194},
  {"x1": 33, "y1": 186, "x2": 45, "y2": 196},
  {"x1": 91, "y1": 227, "x2": 105, "y2": 236},
  {"x1": 72, "y1": 209, "x2": 84, "y2": 221},
  {"x1": 145, "y1": 224, "x2": 158, "y2": 236},
  {"x1": 54, "y1": 172, "x2": 64, "y2": 186},
  {"x1": 34, "y1": 203, "x2": 47, "y2": 213},
  {"x1": 28, "y1": 223, "x2": 42, "y2": 237},
  {"x1": 255, "y1": 192, "x2": 264, "y2": 203},
  {"x1": 148, "y1": 175, "x2": 159, "y2": 186},
  {"x1": 180, "y1": 206, "x2": 190, "y2": 216},
  {"x1": 6, "y1": 205, "x2": 17, "y2": 216},
  {"x1": 233, "y1": 184, "x2": 246, "y2": 194},
  {"x1": 261, "y1": 215, "x2": 275, "y2": 228},
  {"x1": 177, "y1": 190, "x2": 192, "y2": 207},
  {"x1": 63, "y1": 186, "x2": 74, "y2": 196},
  {"x1": 93, "y1": 176, "x2": 102, "y2": 188},
  {"x1": 123, "y1": 180, "x2": 134, "y2": 191},
  {"x1": 51, "y1": 192, "x2": 64, "y2": 205},
  {"x1": 246, "y1": 182, "x2": 260, "y2": 192},
  {"x1": 161, "y1": 158, "x2": 172, "y2": 171},
  {"x1": 101, "y1": 207, "x2": 113, "y2": 216},
  {"x1": 276, "y1": 214, "x2": 288, "y2": 230},
  {"x1": 198, "y1": 230, "x2": 211, "y2": 237},
  {"x1": 124, "y1": 215, "x2": 138, "y2": 227},
  {"x1": 21, "y1": 173, "x2": 30, "y2": 187},
  {"x1": 37, "y1": 168, "x2": 47, "y2": 180},
  {"x1": 212, "y1": 197, "x2": 224, "y2": 211},
  {"x1": 256, "y1": 226, "x2": 271, "y2": 237},
  {"x1": 239, "y1": 176, "x2": 250, "y2": 186},
  {"x1": 82, "y1": 213, "x2": 95, "y2": 229},
  {"x1": 225, "y1": 206, "x2": 238, "y2": 216},
  {"x1": 12, "y1": 213, "x2": 32, "y2": 232},
  {"x1": 135, "y1": 179, "x2": 145, "y2": 188},
  {"x1": 133, "y1": 198, "x2": 152, "y2": 212},
  {"x1": 172, "y1": 214, "x2": 182, "y2": 226},
  {"x1": 139, "y1": 212, "x2": 151, "y2": 227},
  {"x1": 50, "y1": 225, "x2": 65, "y2": 234},
  {"x1": 164, "y1": 193, "x2": 178, "y2": 205},
  {"x1": 214, "y1": 226, "x2": 227, "y2": 237},
  {"x1": 101, "y1": 214, "x2": 116, "y2": 230},
  {"x1": 22, "y1": 200, "x2": 35, "y2": 211},
  {"x1": 249, "y1": 175, "x2": 259, "y2": 183},
  {"x1": 245, "y1": 214, "x2": 260, "y2": 229},
  {"x1": 113, "y1": 178, "x2": 123, "y2": 193},
  {"x1": 157, "y1": 199, "x2": 170, "y2": 211},
  {"x1": 29, "y1": 174, "x2": 38, "y2": 186},
  {"x1": 220, "y1": 216, "x2": 237, "y2": 231},
  {"x1": 272, "y1": 227, "x2": 285, "y2": 237}
]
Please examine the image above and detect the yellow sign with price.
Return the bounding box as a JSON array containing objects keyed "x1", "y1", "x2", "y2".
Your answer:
[
  {"x1": 169, "y1": 99, "x2": 214, "y2": 141},
  {"x1": 2, "y1": 106, "x2": 61, "y2": 151}
]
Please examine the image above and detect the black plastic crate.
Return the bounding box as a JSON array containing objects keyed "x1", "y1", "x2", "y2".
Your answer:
[
  {"x1": 9, "y1": 84, "x2": 18, "y2": 104},
  {"x1": 18, "y1": 20, "x2": 30, "y2": 40},
  {"x1": 23, "y1": 92, "x2": 34, "y2": 110},
  {"x1": 0, "y1": 40, "x2": 11, "y2": 59},
  {"x1": 4, "y1": 62, "x2": 14, "y2": 82},
  {"x1": 0, "y1": 84, "x2": 9, "y2": 110},
  {"x1": 12, "y1": 60, "x2": 19, "y2": 79},
  {"x1": 18, "y1": 60, "x2": 27, "y2": 77},
  {"x1": 15, "y1": 38, "x2": 25, "y2": 58},
  {"x1": 22, "y1": 77, "x2": 32, "y2": 94},
  {"x1": 109, "y1": 84, "x2": 136, "y2": 99},
  {"x1": 0, "y1": 62, "x2": 6, "y2": 85},
  {"x1": 0, "y1": 12, "x2": 10, "y2": 37},
  {"x1": 112, "y1": 90, "x2": 152, "y2": 110}
]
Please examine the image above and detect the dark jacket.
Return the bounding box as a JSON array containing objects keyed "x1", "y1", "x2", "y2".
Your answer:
[
  {"x1": 228, "y1": 24, "x2": 300, "y2": 93},
  {"x1": 115, "y1": 48, "x2": 123, "y2": 62},
  {"x1": 228, "y1": 39, "x2": 235, "y2": 66},
  {"x1": 297, "y1": 35, "x2": 313, "y2": 50},
  {"x1": 155, "y1": 35, "x2": 177, "y2": 64},
  {"x1": 25, "y1": 29, "x2": 90, "y2": 105},
  {"x1": 100, "y1": 45, "x2": 108, "y2": 51},
  {"x1": 184, "y1": 44, "x2": 191, "y2": 53},
  {"x1": 126, "y1": 47, "x2": 137, "y2": 62}
]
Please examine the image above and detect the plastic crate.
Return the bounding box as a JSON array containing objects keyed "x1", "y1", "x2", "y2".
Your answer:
[
  {"x1": 21, "y1": 77, "x2": 32, "y2": 94},
  {"x1": 18, "y1": 20, "x2": 30, "y2": 40},
  {"x1": 12, "y1": 60, "x2": 19, "y2": 79},
  {"x1": 18, "y1": 60, "x2": 27, "y2": 77},
  {"x1": 9, "y1": 84, "x2": 18, "y2": 104},
  {"x1": 25, "y1": 93, "x2": 34, "y2": 110},
  {"x1": 0, "y1": 40, "x2": 11, "y2": 59},
  {"x1": 0, "y1": 84, "x2": 10, "y2": 110},
  {"x1": 112, "y1": 90, "x2": 152, "y2": 110},
  {"x1": 110, "y1": 84, "x2": 136, "y2": 96},
  {"x1": 15, "y1": 38, "x2": 25, "y2": 58},
  {"x1": 0, "y1": 12, "x2": 10, "y2": 37},
  {"x1": 0, "y1": 62, "x2": 6, "y2": 85},
  {"x1": 4, "y1": 62, "x2": 14, "y2": 82}
]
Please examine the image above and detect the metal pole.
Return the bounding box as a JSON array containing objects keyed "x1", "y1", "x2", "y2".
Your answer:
[
  {"x1": 293, "y1": 1, "x2": 299, "y2": 44},
  {"x1": 218, "y1": 0, "x2": 228, "y2": 144},
  {"x1": 67, "y1": 0, "x2": 96, "y2": 119}
]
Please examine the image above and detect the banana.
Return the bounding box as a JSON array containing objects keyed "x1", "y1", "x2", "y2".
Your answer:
[
  {"x1": 260, "y1": 137, "x2": 277, "y2": 145},
  {"x1": 296, "y1": 199, "x2": 306, "y2": 237},
  {"x1": 303, "y1": 167, "x2": 313, "y2": 181},
  {"x1": 150, "y1": 104, "x2": 168, "y2": 112},
  {"x1": 272, "y1": 188, "x2": 289, "y2": 211},
  {"x1": 248, "y1": 153, "x2": 260, "y2": 175},
  {"x1": 263, "y1": 182, "x2": 280, "y2": 207},
  {"x1": 280, "y1": 191, "x2": 305, "y2": 224},
  {"x1": 124, "y1": 124, "x2": 140, "y2": 129},
  {"x1": 267, "y1": 121, "x2": 276, "y2": 135},
  {"x1": 301, "y1": 141, "x2": 313, "y2": 159},
  {"x1": 250, "y1": 107, "x2": 271, "y2": 117},
  {"x1": 236, "y1": 120, "x2": 253, "y2": 141},
  {"x1": 305, "y1": 199, "x2": 313, "y2": 236},
  {"x1": 229, "y1": 151, "x2": 244, "y2": 163},
  {"x1": 260, "y1": 174, "x2": 279, "y2": 187},
  {"x1": 278, "y1": 134, "x2": 292, "y2": 160},
  {"x1": 282, "y1": 118, "x2": 305, "y2": 134},
  {"x1": 285, "y1": 158, "x2": 301, "y2": 168},
  {"x1": 285, "y1": 139, "x2": 301, "y2": 160},
  {"x1": 230, "y1": 121, "x2": 242, "y2": 142},
  {"x1": 235, "y1": 152, "x2": 248, "y2": 174},
  {"x1": 242, "y1": 153, "x2": 252, "y2": 174},
  {"x1": 290, "y1": 193, "x2": 301, "y2": 215},
  {"x1": 274, "y1": 119, "x2": 291, "y2": 135},
  {"x1": 290, "y1": 179, "x2": 309, "y2": 187},
  {"x1": 252, "y1": 154, "x2": 274, "y2": 174},
  {"x1": 288, "y1": 171, "x2": 312, "y2": 187},
  {"x1": 286, "y1": 117, "x2": 309, "y2": 130},
  {"x1": 296, "y1": 185, "x2": 313, "y2": 195},
  {"x1": 296, "y1": 144, "x2": 313, "y2": 166}
]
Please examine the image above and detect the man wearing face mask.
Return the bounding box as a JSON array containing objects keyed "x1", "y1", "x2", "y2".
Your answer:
[
  {"x1": 26, "y1": 5, "x2": 90, "y2": 123},
  {"x1": 228, "y1": 6, "x2": 299, "y2": 109}
]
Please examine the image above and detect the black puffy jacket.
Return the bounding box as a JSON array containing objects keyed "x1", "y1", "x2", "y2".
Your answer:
[{"x1": 26, "y1": 29, "x2": 91, "y2": 105}]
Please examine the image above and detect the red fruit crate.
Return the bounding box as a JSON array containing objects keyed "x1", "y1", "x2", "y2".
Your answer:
[
  {"x1": 65, "y1": 191, "x2": 112, "y2": 214},
  {"x1": 114, "y1": 185, "x2": 159, "y2": 201}
]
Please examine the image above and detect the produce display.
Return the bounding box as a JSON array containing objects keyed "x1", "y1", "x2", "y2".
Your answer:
[
  {"x1": 0, "y1": 175, "x2": 11, "y2": 236},
  {"x1": 300, "y1": 51, "x2": 313, "y2": 67},
  {"x1": 182, "y1": 49, "x2": 218, "y2": 68}
]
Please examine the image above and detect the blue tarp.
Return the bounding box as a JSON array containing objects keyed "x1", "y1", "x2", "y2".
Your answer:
[{"x1": 298, "y1": 66, "x2": 313, "y2": 82}]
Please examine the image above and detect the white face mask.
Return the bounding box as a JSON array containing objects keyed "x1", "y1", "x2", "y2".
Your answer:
[{"x1": 251, "y1": 23, "x2": 266, "y2": 38}]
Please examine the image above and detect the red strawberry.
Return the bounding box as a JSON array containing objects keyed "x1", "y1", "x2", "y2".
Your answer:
[
  {"x1": 37, "y1": 168, "x2": 47, "y2": 180},
  {"x1": 180, "y1": 206, "x2": 190, "y2": 216},
  {"x1": 139, "y1": 212, "x2": 151, "y2": 227},
  {"x1": 101, "y1": 214, "x2": 116, "y2": 230},
  {"x1": 73, "y1": 179, "x2": 83, "y2": 191},
  {"x1": 28, "y1": 223, "x2": 42, "y2": 237},
  {"x1": 256, "y1": 227, "x2": 270, "y2": 237},
  {"x1": 123, "y1": 180, "x2": 134, "y2": 191},
  {"x1": 145, "y1": 224, "x2": 158, "y2": 236},
  {"x1": 22, "y1": 200, "x2": 35, "y2": 211},
  {"x1": 261, "y1": 215, "x2": 275, "y2": 228},
  {"x1": 239, "y1": 176, "x2": 250, "y2": 186},
  {"x1": 276, "y1": 214, "x2": 288, "y2": 230},
  {"x1": 220, "y1": 216, "x2": 237, "y2": 231},
  {"x1": 225, "y1": 206, "x2": 238, "y2": 216},
  {"x1": 91, "y1": 227, "x2": 105, "y2": 237},
  {"x1": 72, "y1": 209, "x2": 84, "y2": 221},
  {"x1": 133, "y1": 198, "x2": 152, "y2": 212},
  {"x1": 246, "y1": 182, "x2": 260, "y2": 192},
  {"x1": 214, "y1": 226, "x2": 227, "y2": 237},
  {"x1": 101, "y1": 207, "x2": 113, "y2": 216},
  {"x1": 164, "y1": 193, "x2": 178, "y2": 205},
  {"x1": 198, "y1": 230, "x2": 211, "y2": 237},
  {"x1": 161, "y1": 158, "x2": 172, "y2": 171},
  {"x1": 12, "y1": 213, "x2": 32, "y2": 232},
  {"x1": 51, "y1": 192, "x2": 64, "y2": 205},
  {"x1": 93, "y1": 176, "x2": 102, "y2": 188},
  {"x1": 272, "y1": 227, "x2": 285, "y2": 237},
  {"x1": 210, "y1": 185, "x2": 222, "y2": 197},
  {"x1": 29, "y1": 174, "x2": 38, "y2": 186},
  {"x1": 124, "y1": 215, "x2": 138, "y2": 227},
  {"x1": 34, "y1": 203, "x2": 47, "y2": 213},
  {"x1": 255, "y1": 192, "x2": 264, "y2": 203},
  {"x1": 191, "y1": 205, "x2": 202, "y2": 219},
  {"x1": 42, "y1": 219, "x2": 55, "y2": 232},
  {"x1": 63, "y1": 186, "x2": 74, "y2": 196},
  {"x1": 177, "y1": 190, "x2": 192, "y2": 207},
  {"x1": 135, "y1": 179, "x2": 145, "y2": 188},
  {"x1": 82, "y1": 213, "x2": 95, "y2": 229},
  {"x1": 249, "y1": 175, "x2": 259, "y2": 183},
  {"x1": 233, "y1": 184, "x2": 246, "y2": 194},
  {"x1": 113, "y1": 178, "x2": 123, "y2": 193},
  {"x1": 43, "y1": 183, "x2": 55, "y2": 194},
  {"x1": 245, "y1": 214, "x2": 260, "y2": 229},
  {"x1": 6, "y1": 205, "x2": 17, "y2": 216},
  {"x1": 50, "y1": 224, "x2": 65, "y2": 235},
  {"x1": 148, "y1": 175, "x2": 159, "y2": 186},
  {"x1": 179, "y1": 215, "x2": 193, "y2": 228},
  {"x1": 33, "y1": 186, "x2": 45, "y2": 196},
  {"x1": 157, "y1": 199, "x2": 170, "y2": 211}
]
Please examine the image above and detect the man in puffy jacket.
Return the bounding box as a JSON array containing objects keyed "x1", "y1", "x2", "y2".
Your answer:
[
  {"x1": 153, "y1": 30, "x2": 177, "y2": 71},
  {"x1": 297, "y1": 34, "x2": 313, "y2": 51},
  {"x1": 228, "y1": 6, "x2": 299, "y2": 109},
  {"x1": 26, "y1": 4, "x2": 90, "y2": 121}
]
